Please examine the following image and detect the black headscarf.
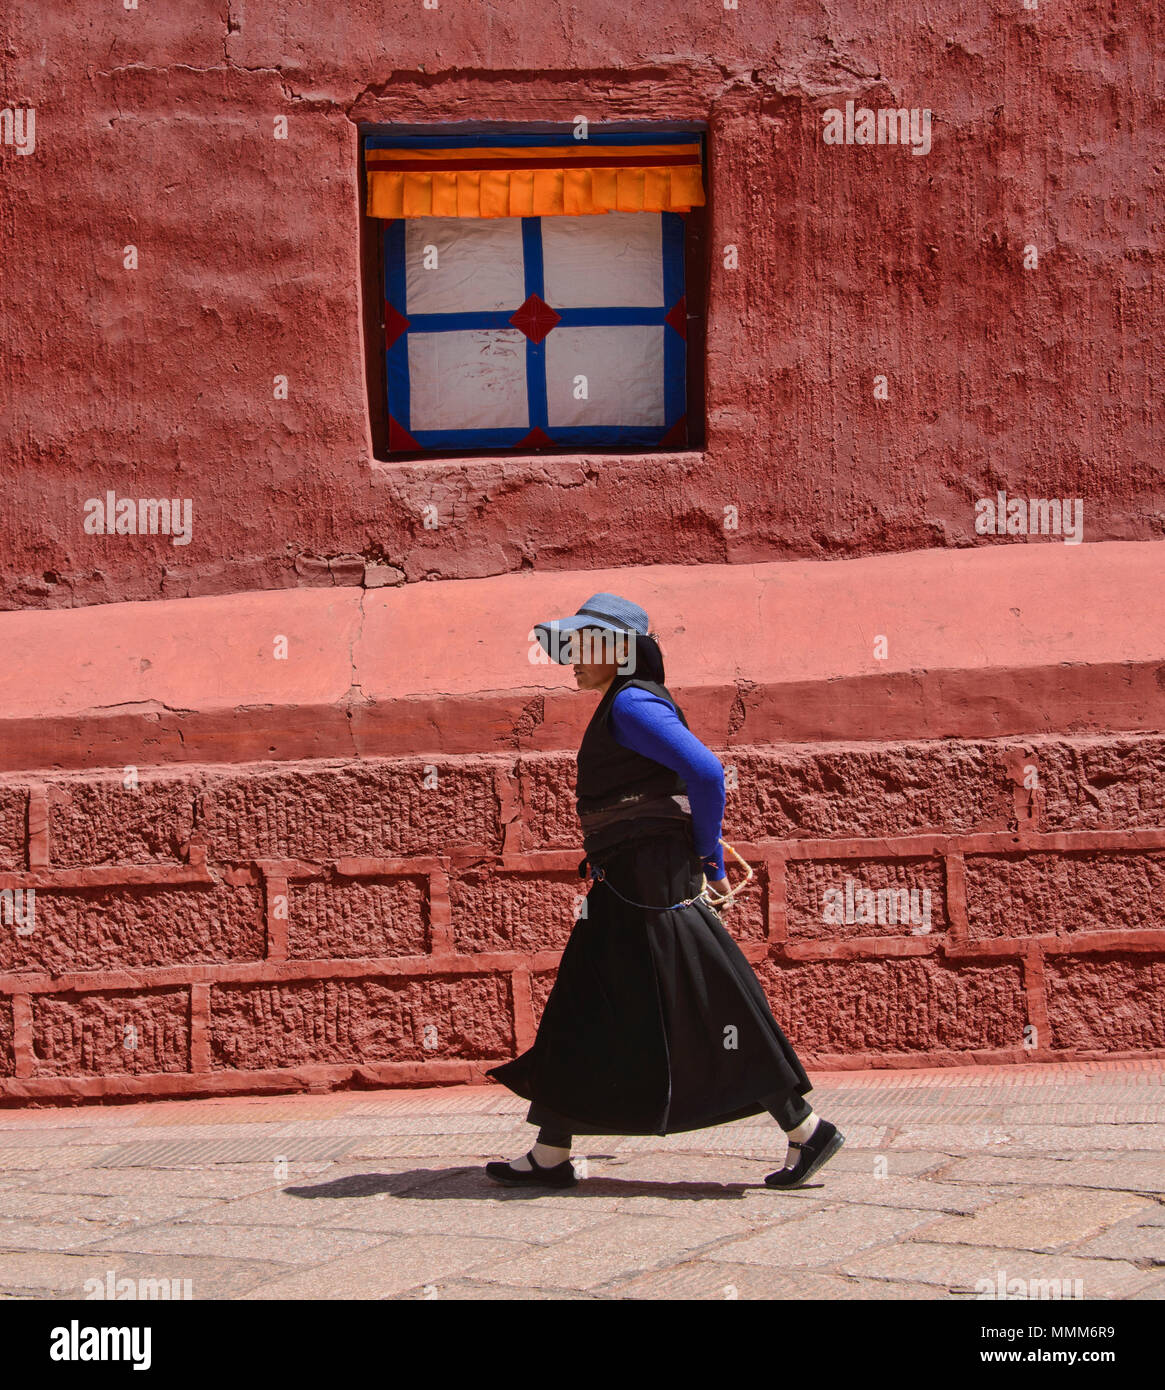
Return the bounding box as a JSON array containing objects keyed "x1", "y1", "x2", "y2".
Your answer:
[{"x1": 613, "y1": 629, "x2": 666, "y2": 685}]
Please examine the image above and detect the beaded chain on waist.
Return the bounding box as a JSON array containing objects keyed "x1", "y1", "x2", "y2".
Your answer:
[{"x1": 576, "y1": 792, "x2": 712, "y2": 913}]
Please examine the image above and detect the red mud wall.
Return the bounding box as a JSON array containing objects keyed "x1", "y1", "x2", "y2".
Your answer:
[
  {"x1": 2, "y1": 734, "x2": 1164, "y2": 1103},
  {"x1": 2, "y1": 1, "x2": 1162, "y2": 610}
]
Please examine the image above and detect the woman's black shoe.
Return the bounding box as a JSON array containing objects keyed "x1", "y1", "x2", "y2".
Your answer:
[
  {"x1": 764, "y1": 1119, "x2": 844, "y2": 1188},
  {"x1": 485, "y1": 1149, "x2": 578, "y2": 1188}
]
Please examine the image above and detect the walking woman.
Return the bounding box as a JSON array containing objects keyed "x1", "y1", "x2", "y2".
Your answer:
[{"x1": 485, "y1": 592, "x2": 845, "y2": 1190}]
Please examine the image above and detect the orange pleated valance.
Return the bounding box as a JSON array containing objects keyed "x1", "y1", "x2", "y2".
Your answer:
[{"x1": 365, "y1": 141, "x2": 705, "y2": 219}]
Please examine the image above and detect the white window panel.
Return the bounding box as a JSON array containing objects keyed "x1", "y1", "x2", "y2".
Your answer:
[
  {"x1": 544, "y1": 325, "x2": 666, "y2": 427},
  {"x1": 404, "y1": 217, "x2": 527, "y2": 314},
  {"x1": 407, "y1": 329, "x2": 530, "y2": 431},
  {"x1": 540, "y1": 212, "x2": 664, "y2": 308}
]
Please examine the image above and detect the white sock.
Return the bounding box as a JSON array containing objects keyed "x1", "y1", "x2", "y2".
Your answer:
[
  {"x1": 782, "y1": 1111, "x2": 819, "y2": 1165},
  {"x1": 510, "y1": 1141, "x2": 571, "y2": 1171}
]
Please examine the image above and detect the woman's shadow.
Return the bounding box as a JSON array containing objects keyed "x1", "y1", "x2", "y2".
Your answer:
[{"x1": 284, "y1": 1163, "x2": 815, "y2": 1201}]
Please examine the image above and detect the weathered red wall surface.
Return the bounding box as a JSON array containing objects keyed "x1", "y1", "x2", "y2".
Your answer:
[
  {"x1": 1, "y1": 549, "x2": 1163, "y2": 1102},
  {"x1": 1, "y1": 730, "x2": 1163, "y2": 1102},
  {"x1": 1, "y1": 1, "x2": 1161, "y2": 609}
]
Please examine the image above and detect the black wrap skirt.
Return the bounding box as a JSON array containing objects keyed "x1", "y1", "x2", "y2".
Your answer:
[{"x1": 486, "y1": 821, "x2": 813, "y2": 1136}]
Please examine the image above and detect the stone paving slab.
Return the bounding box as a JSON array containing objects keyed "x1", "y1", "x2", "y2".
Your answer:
[
  {"x1": 0, "y1": 1249, "x2": 289, "y2": 1300},
  {"x1": 907, "y1": 1190, "x2": 1155, "y2": 1253},
  {"x1": 0, "y1": 1189, "x2": 231, "y2": 1226},
  {"x1": 0, "y1": 1060, "x2": 1160, "y2": 1300},
  {"x1": 25, "y1": 1167, "x2": 313, "y2": 1199},
  {"x1": 81, "y1": 1221, "x2": 397, "y2": 1267},
  {"x1": 57, "y1": 1124, "x2": 307, "y2": 1147},
  {"x1": 450, "y1": 1212, "x2": 753, "y2": 1291},
  {"x1": 264, "y1": 1115, "x2": 538, "y2": 1137},
  {"x1": 930, "y1": 1154, "x2": 1165, "y2": 1194},
  {"x1": 0, "y1": 1111, "x2": 105, "y2": 1130},
  {"x1": 341, "y1": 1133, "x2": 563, "y2": 1159},
  {"x1": 831, "y1": 1104, "x2": 1165, "y2": 1124},
  {"x1": 701, "y1": 1203, "x2": 940, "y2": 1268},
  {"x1": 392, "y1": 1277, "x2": 600, "y2": 1300},
  {"x1": 600, "y1": 1261, "x2": 945, "y2": 1300},
  {"x1": 94, "y1": 1136, "x2": 361, "y2": 1167},
  {"x1": 768, "y1": 1172, "x2": 1015, "y2": 1214},
  {"x1": 0, "y1": 1146, "x2": 119, "y2": 1171},
  {"x1": 0, "y1": 1130, "x2": 104, "y2": 1148},
  {"x1": 889, "y1": 1123, "x2": 1165, "y2": 1151},
  {"x1": 1063, "y1": 1215, "x2": 1165, "y2": 1264},
  {"x1": 238, "y1": 1235, "x2": 535, "y2": 1299},
  {"x1": 0, "y1": 1219, "x2": 141, "y2": 1252},
  {"x1": 839, "y1": 1241, "x2": 1162, "y2": 1298},
  {"x1": 316, "y1": 1196, "x2": 616, "y2": 1243}
]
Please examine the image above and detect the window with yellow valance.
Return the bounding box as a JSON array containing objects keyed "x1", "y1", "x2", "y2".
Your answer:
[{"x1": 362, "y1": 127, "x2": 706, "y2": 458}]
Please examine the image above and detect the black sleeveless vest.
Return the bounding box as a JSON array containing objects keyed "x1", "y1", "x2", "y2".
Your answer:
[{"x1": 575, "y1": 674, "x2": 690, "y2": 814}]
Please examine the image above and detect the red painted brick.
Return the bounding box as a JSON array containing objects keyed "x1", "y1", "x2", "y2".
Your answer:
[
  {"x1": 0, "y1": 995, "x2": 13, "y2": 1077},
  {"x1": 449, "y1": 871, "x2": 584, "y2": 955},
  {"x1": 47, "y1": 777, "x2": 197, "y2": 866},
  {"x1": 786, "y1": 857, "x2": 947, "y2": 939},
  {"x1": 724, "y1": 746, "x2": 1016, "y2": 841},
  {"x1": 521, "y1": 744, "x2": 1017, "y2": 850},
  {"x1": 530, "y1": 970, "x2": 557, "y2": 1029},
  {"x1": 965, "y1": 851, "x2": 1165, "y2": 939},
  {"x1": 0, "y1": 883, "x2": 263, "y2": 976},
  {"x1": 0, "y1": 731, "x2": 1161, "y2": 1102},
  {"x1": 517, "y1": 756, "x2": 581, "y2": 851},
  {"x1": 202, "y1": 763, "x2": 502, "y2": 862},
  {"x1": 32, "y1": 988, "x2": 190, "y2": 1077},
  {"x1": 1038, "y1": 737, "x2": 1165, "y2": 832},
  {"x1": 289, "y1": 876, "x2": 428, "y2": 960},
  {"x1": 0, "y1": 788, "x2": 25, "y2": 871},
  {"x1": 712, "y1": 873, "x2": 769, "y2": 944},
  {"x1": 1044, "y1": 956, "x2": 1165, "y2": 1051},
  {"x1": 208, "y1": 975, "x2": 514, "y2": 1071},
  {"x1": 754, "y1": 957, "x2": 1027, "y2": 1053}
]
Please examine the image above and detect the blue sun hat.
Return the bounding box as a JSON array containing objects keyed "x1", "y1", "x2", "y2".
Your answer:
[{"x1": 534, "y1": 592, "x2": 664, "y2": 680}]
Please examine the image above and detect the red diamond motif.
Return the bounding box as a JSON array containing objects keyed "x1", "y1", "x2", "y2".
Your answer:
[
  {"x1": 664, "y1": 296, "x2": 687, "y2": 340},
  {"x1": 509, "y1": 294, "x2": 561, "y2": 344},
  {"x1": 388, "y1": 415, "x2": 422, "y2": 451},
  {"x1": 660, "y1": 415, "x2": 687, "y2": 448},
  {"x1": 384, "y1": 302, "x2": 410, "y2": 350},
  {"x1": 514, "y1": 427, "x2": 554, "y2": 450}
]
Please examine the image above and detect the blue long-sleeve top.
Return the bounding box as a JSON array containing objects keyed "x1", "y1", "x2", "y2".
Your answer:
[{"x1": 608, "y1": 684, "x2": 727, "y2": 881}]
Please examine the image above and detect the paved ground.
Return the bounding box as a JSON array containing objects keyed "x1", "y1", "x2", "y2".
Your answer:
[{"x1": 0, "y1": 1060, "x2": 1161, "y2": 1300}]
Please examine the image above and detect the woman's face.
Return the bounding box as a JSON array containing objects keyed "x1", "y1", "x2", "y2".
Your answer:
[{"x1": 571, "y1": 627, "x2": 626, "y2": 691}]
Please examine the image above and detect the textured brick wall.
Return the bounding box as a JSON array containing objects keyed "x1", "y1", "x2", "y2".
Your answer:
[{"x1": 1, "y1": 734, "x2": 1162, "y2": 1103}]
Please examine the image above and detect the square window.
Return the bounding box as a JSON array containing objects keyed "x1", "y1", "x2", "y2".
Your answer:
[{"x1": 362, "y1": 125, "x2": 706, "y2": 457}]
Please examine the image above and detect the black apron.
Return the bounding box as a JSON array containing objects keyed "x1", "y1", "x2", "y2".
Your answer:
[{"x1": 486, "y1": 672, "x2": 812, "y2": 1136}]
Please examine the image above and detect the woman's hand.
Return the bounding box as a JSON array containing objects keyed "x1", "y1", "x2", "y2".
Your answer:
[{"x1": 706, "y1": 876, "x2": 731, "y2": 897}]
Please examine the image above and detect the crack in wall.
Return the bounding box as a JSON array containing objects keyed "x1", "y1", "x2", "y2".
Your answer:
[{"x1": 343, "y1": 587, "x2": 368, "y2": 760}]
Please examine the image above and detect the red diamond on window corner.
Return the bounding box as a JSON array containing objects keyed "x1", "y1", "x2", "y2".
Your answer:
[
  {"x1": 388, "y1": 415, "x2": 422, "y2": 451},
  {"x1": 664, "y1": 297, "x2": 687, "y2": 339},
  {"x1": 660, "y1": 415, "x2": 687, "y2": 448},
  {"x1": 509, "y1": 294, "x2": 561, "y2": 344},
  {"x1": 384, "y1": 302, "x2": 410, "y2": 350},
  {"x1": 514, "y1": 427, "x2": 554, "y2": 450}
]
